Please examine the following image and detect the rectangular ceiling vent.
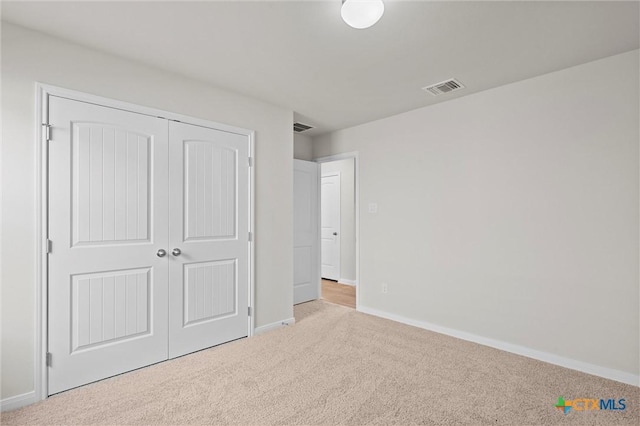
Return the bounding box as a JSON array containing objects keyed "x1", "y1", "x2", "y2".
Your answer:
[
  {"x1": 293, "y1": 122, "x2": 313, "y2": 133},
  {"x1": 422, "y1": 78, "x2": 465, "y2": 96}
]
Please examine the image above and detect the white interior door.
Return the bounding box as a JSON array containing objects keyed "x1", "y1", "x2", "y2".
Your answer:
[
  {"x1": 48, "y1": 96, "x2": 169, "y2": 395},
  {"x1": 321, "y1": 173, "x2": 340, "y2": 280},
  {"x1": 167, "y1": 121, "x2": 250, "y2": 359},
  {"x1": 293, "y1": 160, "x2": 319, "y2": 304},
  {"x1": 47, "y1": 96, "x2": 252, "y2": 394}
]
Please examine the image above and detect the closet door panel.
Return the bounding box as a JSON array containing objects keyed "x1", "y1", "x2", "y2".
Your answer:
[
  {"x1": 48, "y1": 96, "x2": 169, "y2": 395},
  {"x1": 167, "y1": 121, "x2": 249, "y2": 358}
]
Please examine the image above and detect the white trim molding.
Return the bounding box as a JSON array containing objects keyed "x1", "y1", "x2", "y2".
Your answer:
[
  {"x1": 1, "y1": 391, "x2": 37, "y2": 412},
  {"x1": 358, "y1": 305, "x2": 640, "y2": 387},
  {"x1": 254, "y1": 318, "x2": 296, "y2": 336},
  {"x1": 338, "y1": 278, "x2": 357, "y2": 286},
  {"x1": 248, "y1": 131, "x2": 256, "y2": 337}
]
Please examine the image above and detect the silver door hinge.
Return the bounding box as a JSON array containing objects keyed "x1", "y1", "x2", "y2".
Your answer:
[
  {"x1": 248, "y1": 307, "x2": 252, "y2": 316},
  {"x1": 248, "y1": 157, "x2": 253, "y2": 167},
  {"x1": 46, "y1": 352, "x2": 52, "y2": 367},
  {"x1": 42, "y1": 124, "x2": 51, "y2": 141},
  {"x1": 248, "y1": 232, "x2": 253, "y2": 242},
  {"x1": 46, "y1": 239, "x2": 53, "y2": 254}
]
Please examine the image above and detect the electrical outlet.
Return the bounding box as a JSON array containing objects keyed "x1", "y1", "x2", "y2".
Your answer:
[
  {"x1": 381, "y1": 283, "x2": 388, "y2": 294},
  {"x1": 368, "y1": 202, "x2": 378, "y2": 214}
]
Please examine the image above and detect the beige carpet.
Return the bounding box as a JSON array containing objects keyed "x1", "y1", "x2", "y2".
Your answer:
[{"x1": 2, "y1": 300, "x2": 638, "y2": 425}]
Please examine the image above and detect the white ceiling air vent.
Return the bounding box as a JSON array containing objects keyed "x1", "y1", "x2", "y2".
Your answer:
[
  {"x1": 293, "y1": 122, "x2": 313, "y2": 133},
  {"x1": 422, "y1": 78, "x2": 465, "y2": 96}
]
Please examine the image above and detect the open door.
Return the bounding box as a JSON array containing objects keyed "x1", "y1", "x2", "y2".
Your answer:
[{"x1": 293, "y1": 160, "x2": 320, "y2": 304}]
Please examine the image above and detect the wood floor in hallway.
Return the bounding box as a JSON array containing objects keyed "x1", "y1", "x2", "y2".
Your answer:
[{"x1": 321, "y1": 279, "x2": 355, "y2": 308}]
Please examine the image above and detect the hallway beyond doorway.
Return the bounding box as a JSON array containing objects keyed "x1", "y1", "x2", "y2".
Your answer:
[{"x1": 321, "y1": 280, "x2": 355, "y2": 309}]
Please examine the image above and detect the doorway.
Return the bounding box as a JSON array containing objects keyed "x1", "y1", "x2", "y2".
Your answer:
[
  {"x1": 318, "y1": 155, "x2": 358, "y2": 309},
  {"x1": 292, "y1": 153, "x2": 359, "y2": 309}
]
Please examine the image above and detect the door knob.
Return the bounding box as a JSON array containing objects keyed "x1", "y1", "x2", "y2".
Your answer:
[
  {"x1": 333, "y1": 232, "x2": 338, "y2": 236},
  {"x1": 156, "y1": 249, "x2": 167, "y2": 258},
  {"x1": 172, "y1": 248, "x2": 182, "y2": 256}
]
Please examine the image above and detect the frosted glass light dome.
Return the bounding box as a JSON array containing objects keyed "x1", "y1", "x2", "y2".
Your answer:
[{"x1": 341, "y1": 0, "x2": 385, "y2": 29}]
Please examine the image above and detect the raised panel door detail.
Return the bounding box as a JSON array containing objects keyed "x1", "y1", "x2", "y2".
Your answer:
[
  {"x1": 293, "y1": 247, "x2": 312, "y2": 286},
  {"x1": 294, "y1": 170, "x2": 312, "y2": 233},
  {"x1": 72, "y1": 123, "x2": 151, "y2": 246},
  {"x1": 321, "y1": 180, "x2": 337, "y2": 229},
  {"x1": 183, "y1": 260, "x2": 236, "y2": 326},
  {"x1": 71, "y1": 268, "x2": 151, "y2": 352},
  {"x1": 184, "y1": 141, "x2": 236, "y2": 241}
]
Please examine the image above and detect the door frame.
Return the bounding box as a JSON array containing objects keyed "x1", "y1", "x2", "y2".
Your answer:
[
  {"x1": 314, "y1": 152, "x2": 360, "y2": 310},
  {"x1": 35, "y1": 83, "x2": 256, "y2": 401}
]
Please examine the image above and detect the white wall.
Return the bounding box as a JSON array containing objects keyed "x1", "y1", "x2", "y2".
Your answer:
[
  {"x1": 294, "y1": 133, "x2": 313, "y2": 160},
  {"x1": 321, "y1": 159, "x2": 356, "y2": 282},
  {"x1": 314, "y1": 50, "x2": 639, "y2": 378},
  {"x1": 1, "y1": 23, "x2": 293, "y2": 399}
]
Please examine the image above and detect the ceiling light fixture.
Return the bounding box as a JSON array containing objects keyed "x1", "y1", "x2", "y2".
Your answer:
[{"x1": 341, "y1": 0, "x2": 385, "y2": 29}]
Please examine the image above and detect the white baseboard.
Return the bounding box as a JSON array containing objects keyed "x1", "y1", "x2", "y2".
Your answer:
[
  {"x1": 1, "y1": 391, "x2": 37, "y2": 412},
  {"x1": 338, "y1": 278, "x2": 357, "y2": 286},
  {"x1": 358, "y1": 305, "x2": 639, "y2": 387},
  {"x1": 254, "y1": 317, "x2": 296, "y2": 335}
]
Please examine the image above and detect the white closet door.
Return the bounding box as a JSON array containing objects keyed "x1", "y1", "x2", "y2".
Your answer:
[
  {"x1": 48, "y1": 96, "x2": 169, "y2": 395},
  {"x1": 167, "y1": 121, "x2": 249, "y2": 358},
  {"x1": 293, "y1": 160, "x2": 320, "y2": 304}
]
